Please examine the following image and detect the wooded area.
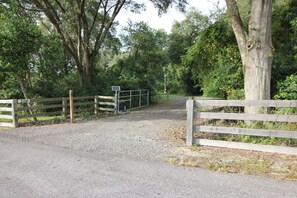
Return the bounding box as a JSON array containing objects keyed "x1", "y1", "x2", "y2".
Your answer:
[{"x1": 0, "y1": 0, "x2": 296, "y2": 102}]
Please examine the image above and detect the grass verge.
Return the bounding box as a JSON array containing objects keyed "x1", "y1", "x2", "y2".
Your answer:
[{"x1": 166, "y1": 124, "x2": 297, "y2": 181}]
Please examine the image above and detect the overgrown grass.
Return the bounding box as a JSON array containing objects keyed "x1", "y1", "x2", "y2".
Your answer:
[
  {"x1": 167, "y1": 146, "x2": 297, "y2": 180},
  {"x1": 151, "y1": 94, "x2": 170, "y2": 104}
]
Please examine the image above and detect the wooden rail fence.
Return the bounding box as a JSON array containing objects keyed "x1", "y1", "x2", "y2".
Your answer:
[
  {"x1": 186, "y1": 99, "x2": 297, "y2": 155},
  {"x1": 0, "y1": 95, "x2": 116, "y2": 128}
]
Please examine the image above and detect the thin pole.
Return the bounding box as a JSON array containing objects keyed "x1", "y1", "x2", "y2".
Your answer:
[
  {"x1": 12, "y1": 99, "x2": 18, "y2": 128},
  {"x1": 114, "y1": 91, "x2": 118, "y2": 114},
  {"x1": 69, "y1": 90, "x2": 74, "y2": 123},
  {"x1": 129, "y1": 91, "x2": 132, "y2": 109},
  {"x1": 62, "y1": 97, "x2": 67, "y2": 118},
  {"x1": 94, "y1": 96, "x2": 98, "y2": 115},
  {"x1": 139, "y1": 90, "x2": 142, "y2": 107}
]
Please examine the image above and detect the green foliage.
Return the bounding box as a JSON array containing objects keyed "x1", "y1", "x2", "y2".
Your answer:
[
  {"x1": 236, "y1": 120, "x2": 297, "y2": 146},
  {"x1": 0, "y1": 3, "x2": 42, "y2": 98},
  {"x1": 167, "y1": 8, "x2": 210, "y2": 95},
  {"x1": 111, "y1": 22, "x2": 168, "y2": 95},
  {"x1": 31, "y1": 33, "x2": 75, "y2": 97},
  {"x1": 201, "y1": 59, "x2": 244, "y2": 99},
  {"x1": 274, "y1": 74, "x2": 297, "y2": 100},
  {"x1": 0, "y1": 5, "x2": 41, "y2": 72},
  {"x1": 166, "y1": 64, "x2": 187, "y2": 95},
  {"x1": 272, "y1": 0, "x2": 297, "y2": 96},
  {"x1": 0, "y1": 0, "x2": 297, "y2": 102},
  {"x1": 183, "y1": 19, "x2": 243, "y2": 98},
  {"x1": 292, "y1": 16, "x2": 297, "y2": 59}
]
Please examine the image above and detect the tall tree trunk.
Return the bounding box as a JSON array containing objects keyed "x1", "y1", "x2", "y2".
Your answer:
[
  {"x1": 82, "y1": 48, "x2": 93, "y2": 86},
  {"x1": 77, "y1": 62, "x2": 84, "y2": 87},
  {"x1": 18, "y1": 76, "x2": 38, "y2": 122},
  {"x1": 225, "y1": 0, "x2": 274, "y2": 114},
  {"x1": 72, "y1": 51, "x2": 91, "y2": 87}
]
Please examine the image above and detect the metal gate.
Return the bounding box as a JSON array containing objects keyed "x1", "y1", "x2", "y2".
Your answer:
[{"x1": 117, "y1": 90, "x2": 149, "y2": 114}]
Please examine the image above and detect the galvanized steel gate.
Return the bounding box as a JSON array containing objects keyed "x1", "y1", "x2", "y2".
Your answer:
[{"x1": 116, "y1": 90, "x2": 149, "y2": 114}]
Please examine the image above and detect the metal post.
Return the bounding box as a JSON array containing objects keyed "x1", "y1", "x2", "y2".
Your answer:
[
  {"x1": 186, "y1": 99, "x2": 194, "y2": 146},
  {"x1": 69, "y1": 90, "x2": 74, "y2": 123},
  {"x1": 12, "y1": 99, "x2": 18, "y2": 128},
  {"x1": 62, "y1": 97, "x2": 67, "y2": 118}
]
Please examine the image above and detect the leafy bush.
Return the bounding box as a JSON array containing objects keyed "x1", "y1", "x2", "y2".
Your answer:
[
  {"x1": 227, "y1": 89, "x2": 245, "y2": 100},
  {"x1": 274, "y1": 74, "x2": 297, "y2": 100}
]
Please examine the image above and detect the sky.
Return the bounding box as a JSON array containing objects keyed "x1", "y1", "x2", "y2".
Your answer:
[{"x1": 117, "y1": 0, "x2": 226, "y2": 33}]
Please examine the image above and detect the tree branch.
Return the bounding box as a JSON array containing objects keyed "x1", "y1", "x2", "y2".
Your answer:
[
  {"x1": 90, "y1": 0, "x2": 103, "y2": 34},
  {"x1": 29, "y1": 0, "x2": 78, "y2": 65},
  {"x1": 225, "y1": 0, "x2": 248, "y2": 61},
  {"x1": 54, "y1": 0, "x2": 65, "y2": 13},
  {"x1": 92, "y1": 0, "x2": 125, "y2": 58}
]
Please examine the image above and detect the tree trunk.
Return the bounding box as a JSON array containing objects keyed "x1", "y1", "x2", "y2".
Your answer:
[
  {"x1": 225, "y1": 0, "x2": 273, "y2": 114},
  {"x1": 18, "y1": 76, "x2": 38, "y2": 122},
  {"x1": 77, "y1": 63, "x2": 84, "y2": 87},
  {"x1": 73, "y1": 51, "x2": 92, "y2": 87},
  {"x1": 82, "y1": 48, "x2": 93, "y2": 86}
]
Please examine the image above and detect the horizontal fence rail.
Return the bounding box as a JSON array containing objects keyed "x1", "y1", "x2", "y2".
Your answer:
[
  {"x1": 117, "y1": 89, "x2": 149, "y2": 114},
  {"x1": 0, "y1": 100, "x2": 17, "y2": 127},
  {"x1": 96, "y1": 95, "x2": 116, "y2": 113},
  {"x1": 0, "y1": 95, "x2": 116, "y2": 128},
  {"x1": 186, "y1": 99, "x2": 297, "y2": 155},
  {"x1": 0, "y1": 90, "x2": 149, "y2": 128}
]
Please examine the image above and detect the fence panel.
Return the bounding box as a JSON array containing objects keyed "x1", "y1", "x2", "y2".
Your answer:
[
  {"x1": 96, "y1": 95, "x2": 116, "y2": 113},
  {"x1": 0, "y1": 100, "x2": 15, "y2": 127},
  {"x1": 187, "y1": 99, "x2": 297, "y2": 155},
  {"x1": 118, "y1": 90, "x2": 149, "y2": 113},
  {"x1": 0, "y1": 91, "x2": 148, "y2": 128},
  {"x1": 16, "y1": 97, "x2": 64, "y2": 126}
]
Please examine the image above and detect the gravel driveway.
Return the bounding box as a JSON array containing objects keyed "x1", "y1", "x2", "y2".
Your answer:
[
  {"x1": 0, "y1": 96, "x2": 296, "y2": 197},
  {"x1": 0, "y1": 96, "x2": 187, "y2": 161}
]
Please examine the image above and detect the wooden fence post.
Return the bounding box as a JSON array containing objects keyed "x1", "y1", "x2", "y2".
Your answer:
[
  {"x1": 12, "y1": 99, "x2": 18, "y2": 128},
  {"x1": 186, "y1": 99, "x2": 194, "y2": 146},
  {"x1": 147, "y1": 90, "x2": 149, "y2": 106},
  {"x1": 69, "y1": 90, "x2": 74, "y2": 123},
  {"x1": 114, "y1": 91, "x2": 118, "y2": 115},
  {"x1": 62, "y1": 97, "x2": 67, "y2": 118},
  {"x1": 129, "y1": 91, "x2": 132, "y2": 109},
  {"x1": 94, "y1": 95, "x2": 98, "y2": 115},
  {"x1": 139, "y1": 90, "x2": 142, "y2": 107}
]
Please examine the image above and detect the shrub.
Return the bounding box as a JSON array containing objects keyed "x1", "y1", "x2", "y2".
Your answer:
[{"x1": 274, "y1": 74, "x2": 297, "y2": 100}]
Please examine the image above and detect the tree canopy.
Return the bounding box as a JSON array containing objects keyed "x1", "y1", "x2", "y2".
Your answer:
[{"x1": 0, "y1": 0, "x2": 296, "y2": 102}]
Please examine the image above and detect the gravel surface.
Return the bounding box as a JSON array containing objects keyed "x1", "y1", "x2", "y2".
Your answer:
[
  {"x1": 0, "y1": 96, "x2": 296, "y2": 197},
  {"x1": 0, "y1": 96, "x2": 187, "y2": 161}
]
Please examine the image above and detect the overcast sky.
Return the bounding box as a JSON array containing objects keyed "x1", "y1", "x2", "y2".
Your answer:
[{"x1": 117, "y1": 0, "x2": 225, "y2": 33}]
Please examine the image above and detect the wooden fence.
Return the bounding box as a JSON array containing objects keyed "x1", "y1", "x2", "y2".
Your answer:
[
  {"x1": 186, "y1": 99, "x2": 297, "y2": 155},
  {"x1": 0, "y1": 95, "x2": 115, "y2": 128}
]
